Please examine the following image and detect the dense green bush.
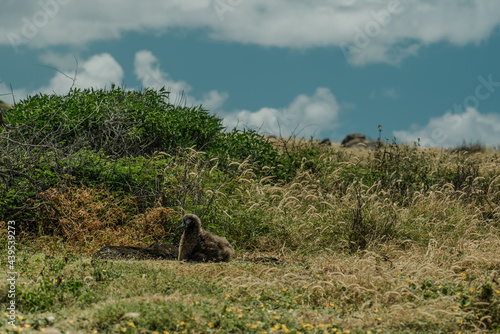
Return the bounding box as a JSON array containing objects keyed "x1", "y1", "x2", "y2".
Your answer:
[
  {"x1": 5, "y1": 86, "x2": 224, "y2": 156},
  {"x1": 3, "y1": 85, "x2": 283, "y2": 167},
  {"x1": 0, "y1": 86, "x2": 287, "y2": 226},
  {"x1": 213, "y1": 129, "x2": 280, "y2": 175}
]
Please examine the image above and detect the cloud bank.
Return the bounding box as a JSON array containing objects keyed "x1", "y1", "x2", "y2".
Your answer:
[
  {"x1": 1, "y1": 53, "x2": 123, "y2": 104},
  {"x1": 394, "y1": 108, "x2": 500, "y2": 147},
  {"x1": 2, "y1": 50, "x2": 499, "y2": 146},
  {"x1": 223, "y1": 87, "x2": 340, "y2": 139},
  {"x1": 134, "y1": 50, "x2": 228, "y2": 111},
  {"x1": 2, "y1": 0, "x2": 500, "y2": 65},
  {"x1": 1, "y1": 50, "x2": 227, "y2": 111}
]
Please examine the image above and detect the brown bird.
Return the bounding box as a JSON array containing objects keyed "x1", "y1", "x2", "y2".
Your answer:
[{"x1": 177, "y1": 213, "x2": 234, "y2": 262}]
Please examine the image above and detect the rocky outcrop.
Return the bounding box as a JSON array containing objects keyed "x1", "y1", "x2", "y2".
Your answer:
[
  {"x1": 320, "y1": 138, "x2": 331, "y2": 145},
  {"x1": 341, "y1": 133, "x2": 377, "y2": 148}
]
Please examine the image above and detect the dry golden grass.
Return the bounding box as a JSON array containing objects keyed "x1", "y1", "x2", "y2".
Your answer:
[
  {"x1": 28, "y1": 186, "x2": 179, "y2": 254},
  {"x1": 1, "y1": 143, "x2": 499, "y2": 333},
  {"x1": 1, "y1": 244, "x2": 498, "y2": 333}
]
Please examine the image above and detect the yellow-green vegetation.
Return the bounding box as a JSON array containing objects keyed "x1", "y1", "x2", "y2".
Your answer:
[{"x1": 0, "y1": 87, "x2": 499, "y2": 333}]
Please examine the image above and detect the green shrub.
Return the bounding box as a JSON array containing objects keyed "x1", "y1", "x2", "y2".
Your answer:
[
  {"x1": 0, "y1": 87, "x2": 290, "y2": 227},
  {"x1": 213, "y1": 129, "x2": 280, "y2": 174},
  {"x1": 5, "y1": 85, "x2": 224, "y2": 156}
]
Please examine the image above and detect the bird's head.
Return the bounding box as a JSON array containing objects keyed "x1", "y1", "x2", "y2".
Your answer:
[{"x1": 177, "y1": 213, "x2": 200, "y2": 230}]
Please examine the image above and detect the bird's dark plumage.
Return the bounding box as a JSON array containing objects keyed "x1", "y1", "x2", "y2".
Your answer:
[
  {"x1": 93, "y1": 243, "x2": 178, "y2": 260},
  {"x1": 178, "y1": 214, "x2": 234, "y2": 262}
]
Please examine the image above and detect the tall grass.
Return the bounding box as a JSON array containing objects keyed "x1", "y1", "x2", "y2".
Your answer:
[{"x1": 0, "y1": 87, "x2": 499, "y2": 332}]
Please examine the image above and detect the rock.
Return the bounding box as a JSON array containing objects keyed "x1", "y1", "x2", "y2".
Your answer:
[
  {"x1": 341, "y1": 133, "x2": 365, "y2": 145},
  {"x1": 341, "y1": 133, "x2": 377, "y2": 148},
  {"x1": 320, "y1": 138, "x2": 331, "y2": 145}
]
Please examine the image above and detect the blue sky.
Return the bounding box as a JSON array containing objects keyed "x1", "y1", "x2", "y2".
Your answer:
[{"x1": 1, "y1": 0, "x2": 500, "y2": 147}]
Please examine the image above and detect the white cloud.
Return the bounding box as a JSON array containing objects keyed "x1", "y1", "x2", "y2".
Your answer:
[
  {"x1": 37, "y1": 53, "x2": 124, "y2": 95},
  {"x1": 0, "y1": 81, "x2": 15, "y2": 104},
  {"x1": 223, "y1": 87, "x2": 340, "y2": 139},
  {"x1": 134, "y1": 50, "x2": 228, "y2": 110},
  {"x1": 393, "y1": 108, "x2": 500, "y2": 147},
  {"x1": 0, "y1": 78, "x2": 28, "y2": 106},
  {"x1": 3, "y1": 50, "x2": 227, "y2": 110},
  {"x1": 198, "y1": 90, "x2": 229, "y2": 111},
  {"x1": 134, "y1": 50, "x2": 191, "y2": 93},
  {"x1": 37, "y1": 51, "x2": 80, "y2": 69},
  {"x1": 1, "y1": 53, "x2": 123, "y2": 104},
  {"x1": 0, "y1": 1, "x2": 216, "y2": 50},
  {"x1": 1, "y1": 1, "x2": 500, "y2": 65}
]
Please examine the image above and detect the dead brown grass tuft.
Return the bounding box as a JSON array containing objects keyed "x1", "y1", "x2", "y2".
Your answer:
[{"x1": 32, "y1": 185, "x2": 178, "y2": 254}]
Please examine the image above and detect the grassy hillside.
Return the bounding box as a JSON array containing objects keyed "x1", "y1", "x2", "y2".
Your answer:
[{"x1": 0, "y1": 87, "x2": 499, "y2": 333}]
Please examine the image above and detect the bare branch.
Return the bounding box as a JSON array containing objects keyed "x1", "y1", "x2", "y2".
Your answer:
[
  {"x1": 37, "y1": 55, "x2": 79, "y2": 94},
  {"x1": 0, "y1": 169, "x2": 40, "y2": 189}
]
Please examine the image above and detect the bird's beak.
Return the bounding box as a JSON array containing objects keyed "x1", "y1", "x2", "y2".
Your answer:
[{"x1": 177, "y1": 221, "x2": 186, "y2": 230}]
